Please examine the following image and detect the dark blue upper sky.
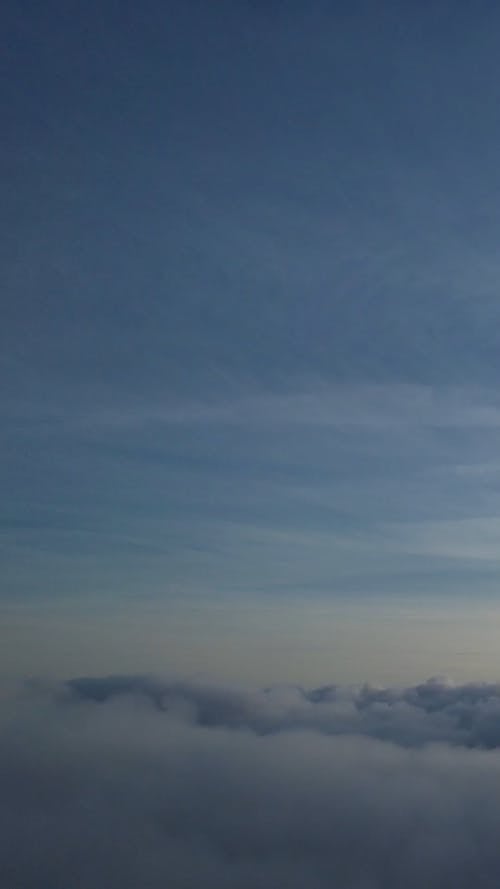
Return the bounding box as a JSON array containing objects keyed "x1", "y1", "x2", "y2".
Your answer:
[
  {"x1": 4, "y1": 0, "x2": 500, "y2": 399},
  {"x1": 3, "y1": 1, "x2": 500, "y2": 611}
]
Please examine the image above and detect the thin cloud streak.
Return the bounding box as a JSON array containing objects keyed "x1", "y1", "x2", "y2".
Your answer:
[{"x1": 13, "y1": 383, "x2": 500, "y2": 431}]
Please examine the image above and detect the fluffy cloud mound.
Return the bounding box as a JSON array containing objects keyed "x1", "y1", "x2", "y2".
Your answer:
[{"x1": 4, "y1": 676, "x2": 500, "y2": 888}]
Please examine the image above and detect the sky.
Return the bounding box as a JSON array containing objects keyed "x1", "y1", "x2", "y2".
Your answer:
[
  {"x1": 6, "y1": 4, "x2": 500, "y2": 887},
  {"x1": 3, "y1": 0, "x2": 500, "y2": 684}
]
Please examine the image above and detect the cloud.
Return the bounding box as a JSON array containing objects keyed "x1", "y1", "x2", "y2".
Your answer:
[
  {"x1": 4, "y1": 676, "x2": 500, "y2": 887},
  {"x1": 50, "y1": 384, "x2": 500, "y2": 431},
  {"x1": 63, "y1": 674, "x2": 500, "y2": 747},
  {"x1": 378, "y1": 517, "x2": 500, "y2": 563}
]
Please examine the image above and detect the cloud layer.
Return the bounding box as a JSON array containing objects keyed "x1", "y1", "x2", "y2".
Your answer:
[{"x1": 4, "y1": 675, "x2": 500, "y2": 887}]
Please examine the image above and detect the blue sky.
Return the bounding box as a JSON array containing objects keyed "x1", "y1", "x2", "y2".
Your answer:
[{"x1": 2, "y1": 1, "x2": 500, "y2": 680}]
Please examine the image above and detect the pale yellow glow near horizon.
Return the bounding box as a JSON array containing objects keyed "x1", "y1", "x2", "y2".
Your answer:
[{"x1": 2, "y1": 595, "x2": 500, "y2": 687}]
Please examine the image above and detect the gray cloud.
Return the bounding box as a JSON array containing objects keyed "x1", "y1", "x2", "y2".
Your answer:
[
  {"x1": 62, "y1": 674, "x2": 500, "y2": 748},
  {"x1": 4, "y1": 675, "x2": 500, "y2": 887}
]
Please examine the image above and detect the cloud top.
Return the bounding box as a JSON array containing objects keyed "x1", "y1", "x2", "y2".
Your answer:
[
  {"x1": 4, "y1": 674, "x2": 500, "y2": 887},
  {"x1": 61, "y1": 673, "x2": 500, "y2": 748}
]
